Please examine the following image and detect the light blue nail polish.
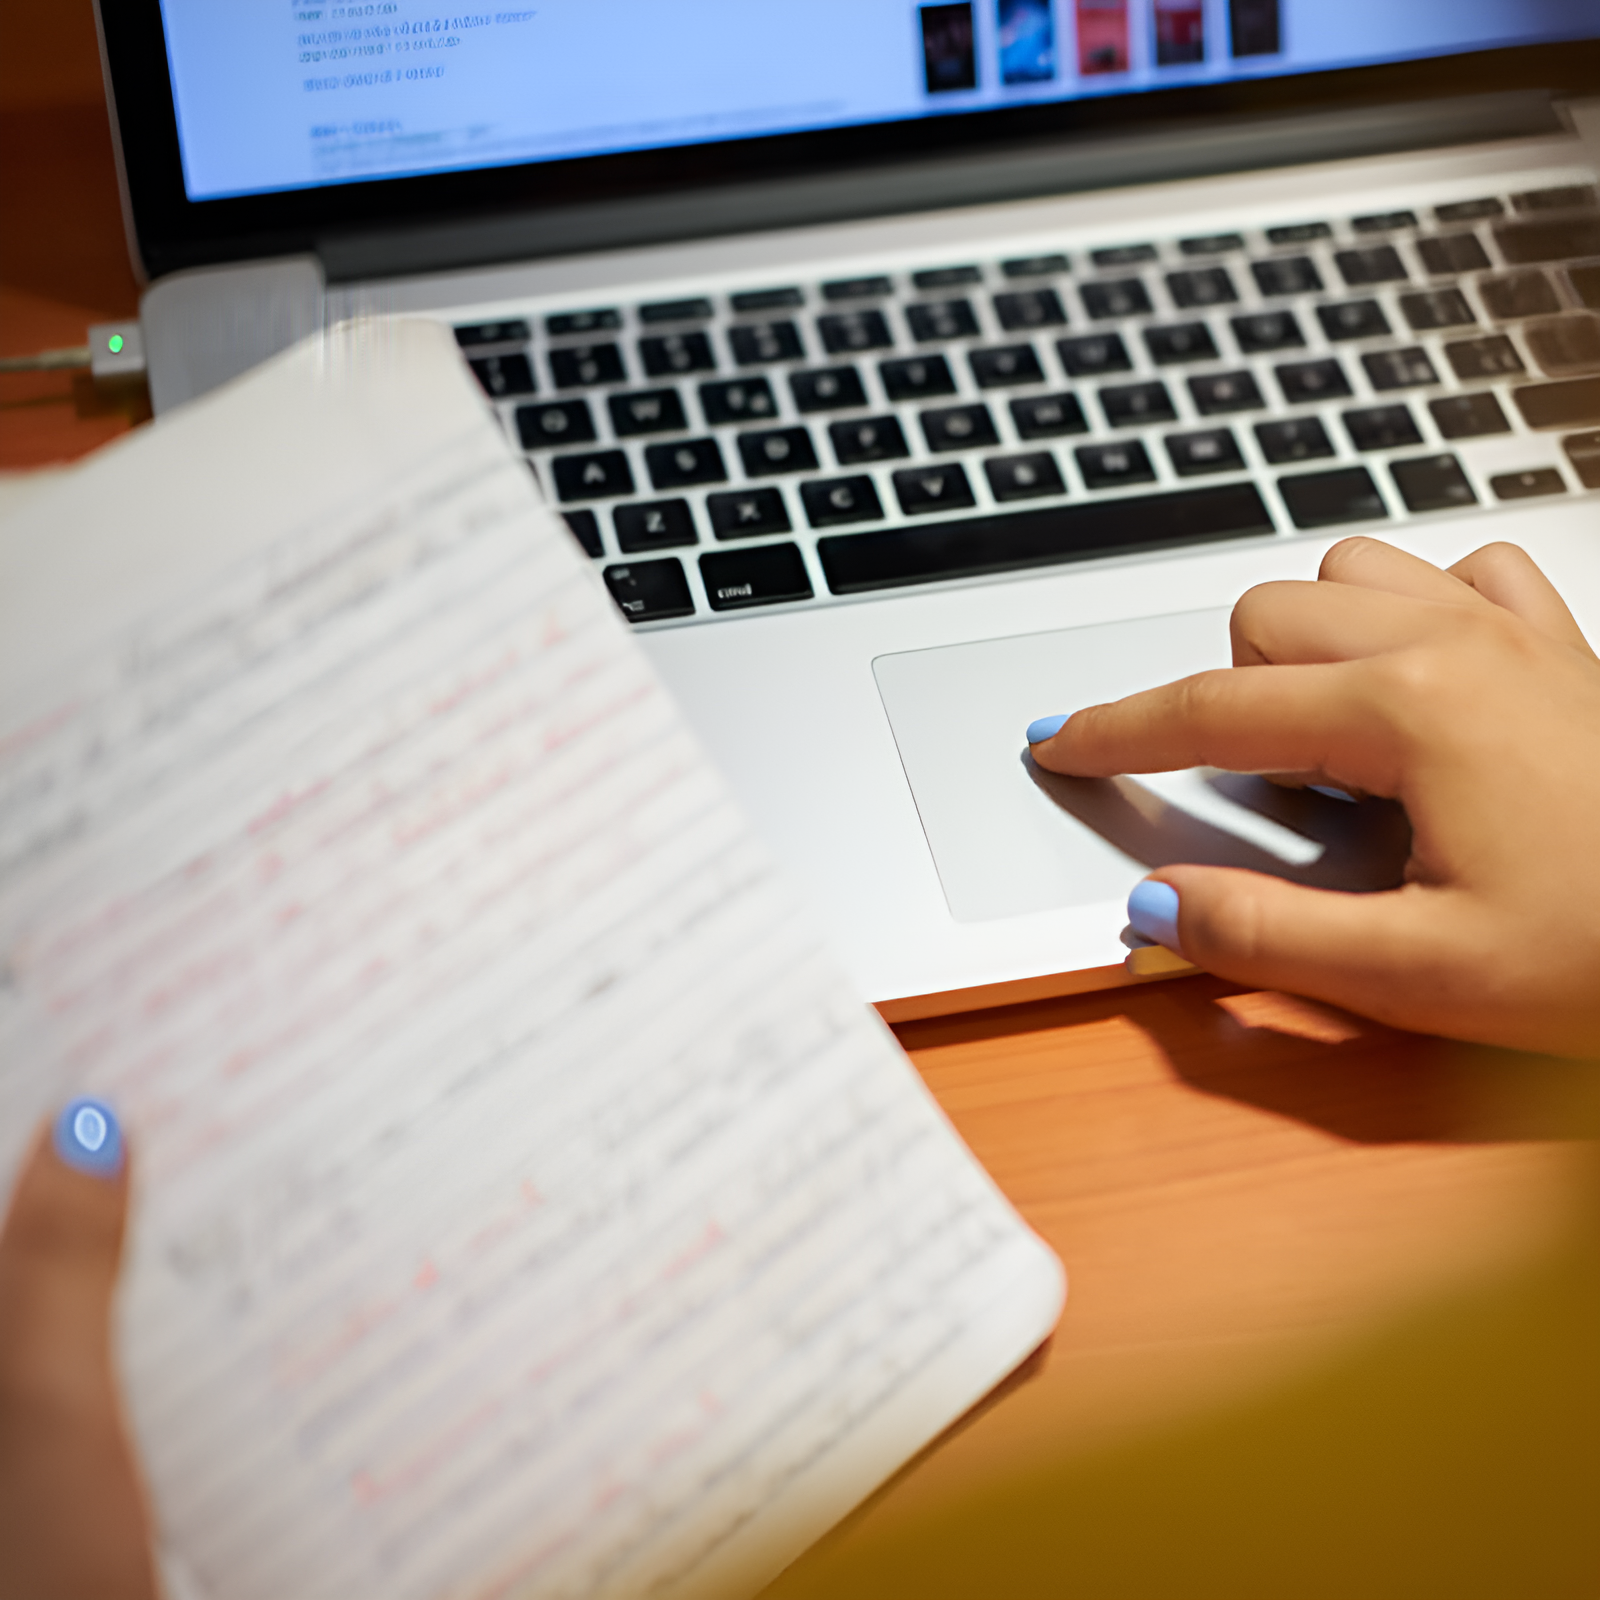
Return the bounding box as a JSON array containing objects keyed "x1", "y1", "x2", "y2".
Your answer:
[
  {"x1": 1127, "y1": 880, "x2": 1183, "y2": 955},
  {"x1": 1310, "y1": 783, "x2": 1357, "y2": 803},
  {"x1": 53, "y1": 1097, "x2": 124, "y2": 1179},
  {"x1": 1026, "y1": 713, "x2": 1069, "y2": 745}
]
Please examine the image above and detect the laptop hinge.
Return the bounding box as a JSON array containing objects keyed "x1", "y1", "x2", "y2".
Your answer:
[{"x1": 317, "y1": 89, "x2": 1562, "y2": 285}]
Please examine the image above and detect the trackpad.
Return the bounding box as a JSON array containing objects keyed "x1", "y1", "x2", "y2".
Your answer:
[{"x1": 873, "y1": 609, "x2": 1409, "y2": 924}]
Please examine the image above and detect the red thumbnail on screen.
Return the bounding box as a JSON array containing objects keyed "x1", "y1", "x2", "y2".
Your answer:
[
  {"x1": 1153, "y1": 0, "x2": 1205, "y2": 65},
  {"x1": 1075, "y1": 0, "x2": 1129, "y2": 75}
]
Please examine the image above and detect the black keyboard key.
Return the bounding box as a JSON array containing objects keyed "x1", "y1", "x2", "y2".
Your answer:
[
  {"x1": 644, "y1": 438, "x2": 726, "y2": 490},
  {"x1": 1416, "y1": 234, "x2": 1491, "y2": 275},
  {"x1": 638, "y1": 331, "x2": 715, "y2": 378},
  {"x1": 455, "y1": 319, "x2": 531, "y2": 348},
  {"x1": 1436, "y1": 198, "x2": 1504, "y2": 223},
  {"x1": 699, "y1": 377, "x2": 777, "y2": 425},
  {"x1": 1479, "y1": 271, "x2": 1560, "y2": 320},
  {"x1": 1011, "y1": 393, "x2": 1089, "y2": 438},
  {"x1": 802, "y1": 475, "x2": 884, "y2": 527},
  {"x1": 914, "y1": 265, "x2": 982, "y2": 289},
  {"x1": 1166, "y1": 267, "x2": 1238, "y2": 308},
  {"x1": 1145, "y1": 322, "x2": 1220, "y2": 364},
  {"x1": 1180, "y1": 233, "x2": 1245, "y2": 256},
  {"x1": 830, "y1": 415, "x2": 910, "y2": 464},
  {"x1": 1002, "y1": 253, "x2": 1070, "y2": 278},
  {"x1": 604, "y1": 558, "x2": 693, "y2": 622},
  {"x1": 737, "y1": 426, "x2": 819, "y2": 476},
  {"x1": 550, "y1": 343, "x2": 626, "y2": 388},
  {"x1": 1512, "y1": 186, "x2": 1597, "y2": 214},
  {"x1": 1514, "y1": 378, "x2": 1600, "y2": 430},
  {"x1": 1056, "y1": 332, "x2": 1132, "y2": 376},
  {"x1": 1570, "y1": 265, "x2": 1600, "y2": 309},
  {"x1": 1189, "y1": 371, "x2": 1265, "y2": 415},
  {"x1": 553, "y1": 449, "x2": 633, "y2": 501},
  {"x1": 1492, "y1": 467, "x2": 1566, "y2": 500},
  {"x1": 1362, "y1": 347, "x2": 1439, "y2": 391},
  {"x1": 516, "y1": 399, "x2": 596, "y2": 448},
  {"x1": 1399, "y1": 288, "x2": 1476, "y2": 332},
  {"x1": 700, "y1": 543, "x2": 813, "y2": 610},
  {"x1": 907, "y1": 299, "x2": 980, "y2": 342},
  {"x1": 994, "y1": 288, "x2": 1068, "y2": 331},
  {"x1": 822, "y1": 275, "x2": 893, "y2": 301},
  {"x1": 1336, "y1": 246, "x2": 1409, "y2": 286},
  {"x1": 881, "y1": 354, "x2": 957, "y2": 401},
  {"x1": 1092, "y1": 244, "x2": 1158, "y2": 267},
  {"x1": 985, "y1": 452, "x2": 1065, "y2": 501},
  {"x1": 614, "y1": 499, "x2": 698, "y2": 552},
  {"x1": 1567, "y1": 431, "x2": 1600, "y2": 487},
  {"x1": 1343, "y1": 405, "x2": 1423, "y2": 452},
  {"x1": 548, "y1": 309, "x2": 621, "y2": 336},
  {"x1": 1429, "y1": 393, "x2": 1511, "y2": 440},
  {"x1": 561, "y1": 509, "x2": 603, "y2": 558},
  {"x1": 731, "y1": 287, "x2": 804, "y2": 313},
  {"x1": 1255, "y1": 417, "x2": 1335, "y2": 464},
  {"x1": 1266, "y1": 222, "x2": 1332, "y2": 245},
  {"x1": 1444, "y1": 335, "x2": 1525, "y2": 382},
  {"x1": 1275, "y1": 358, "x2": 1352, "y2": 404},
  {"x1": 1391, "y1": 454, "x2": 1476, "y2": 513},
  {"x1": 1525, "y1": 314, "x2": 1600, "y2": 377},
  {"x1": 1166, "y1": 427, "x2": 1245, "y2": 476},
  {"x1": 1231, "y1": 311, "x2": 1304, "y2": 353},
  {"x1": 970, "y1": 344, "x2": 1046, "y2": 386},
  {"x1": 1495, "y1": 217, "x2": 1600, "y2": 264},
  {"x1": 1353, "y1": 210, "x2": 1418, "y2": 233},
  {"x1": 921, "y1": 403, "x2": 999, "y2": 451},
  {"x1": 894, "y1": 462, "x2": 976, "y2": 515},
  {"x1": 817, "y1": 310, "x2": 893, "y2": 354},
  {"x1": 790, "y1": 366, "x2": 868, "y2": 412},
  {"x1": 639, "y1": 297, "x2": 713, "y2": 325},
  {"x1": 468, "y1": 353, "x2": 537, "y2": 398},
  {"x1": 608, "y1": 389, "x2": 688, "y2": 436},
  {"x1": 729, "y1": 321, "x2": 803, "y2": 366},
  {"x1": 815, "y1": 482, "x2": 1273, "y2": 594},
  {"x1": 1252, "y1": 256, "x2": 1323, "y2": 297},
  {"x1": 1100, "y1": 381, "x2": 1176, "y2": 428},
  {"x1": 1279, "y1": 467, "x2": 1388, "y2": 529},
  {"x1": 707, "y1": 487, "x2": 792, "y2": 539},
  {"x1": 1318, "y1": 300, "x2": 1392, "y2": 341},
  {"x1": 1081, "y1": 279, "x2": 1153, "y2": 320},
  {"x1": 1076, "y1": 440, "x2": 1158, "y2": 489}
]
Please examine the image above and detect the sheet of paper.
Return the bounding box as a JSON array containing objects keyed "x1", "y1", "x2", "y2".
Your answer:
[{"x1": 0, "y1": 322, "x2": 1063, "y2": 1600}]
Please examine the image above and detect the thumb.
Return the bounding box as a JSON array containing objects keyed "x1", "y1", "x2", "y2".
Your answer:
[
  {"x1": 0, "y1": 1104, "x2": 158, "y2": 1600},
  {"x1": 1130, "y1": 868, "x2": 1481, "y2": 1040}
]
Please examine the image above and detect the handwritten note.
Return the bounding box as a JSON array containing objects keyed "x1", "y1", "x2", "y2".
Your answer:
[{"x1": 0, "y1": 322, "x2": 1062, "y2": 1600}]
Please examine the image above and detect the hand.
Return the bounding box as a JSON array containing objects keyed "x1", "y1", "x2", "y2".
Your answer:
[
  {"x1": 0, "y1": 1106, "x2": 157, "y2": 1600},
  {"x1": 1028, "y1": 537, "x2": 1600, "y2": 1058}
]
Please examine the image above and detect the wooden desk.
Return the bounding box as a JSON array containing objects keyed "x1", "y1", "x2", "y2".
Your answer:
[{"x1": 5, "y1": 19, "x2": 1598, "y2": 1593}]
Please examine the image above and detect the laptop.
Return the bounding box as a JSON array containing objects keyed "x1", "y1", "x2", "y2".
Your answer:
[{"x1": 97, "y1": 2, "x2": 1600, "y2": 1018}]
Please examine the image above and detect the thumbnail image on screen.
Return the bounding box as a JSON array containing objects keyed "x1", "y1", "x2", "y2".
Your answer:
[
  {"x1": 1076, "y1": 0, "x2": 1130, "y2": 76},
  {"x1": 999, "y1": 0, "x2": 1058, "y2": 84},
  {"x1": 922, "y1": 4, "x2": 979, "y2": 92}
]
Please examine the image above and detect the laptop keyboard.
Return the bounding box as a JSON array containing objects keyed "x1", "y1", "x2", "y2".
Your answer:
[{"x1": 454, "y1": 183, "x2": 1600, "y2": 626}]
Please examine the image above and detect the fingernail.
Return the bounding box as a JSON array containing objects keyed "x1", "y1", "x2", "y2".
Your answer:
[
  {"x1": 1026, "y1": 713, "x2": 1069, "y2": 745},
  {"x1": 53, "y1": 1098, "x2": 124, "y2": 1179},
  {"x1": 1127, "y1": 880, "x2": 1183, "y2": 955}
]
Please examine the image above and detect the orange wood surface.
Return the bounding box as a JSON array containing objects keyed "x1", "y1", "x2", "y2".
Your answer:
[{"x1": 5, "y1": 11, "x2": 1598, "y2": 1593}]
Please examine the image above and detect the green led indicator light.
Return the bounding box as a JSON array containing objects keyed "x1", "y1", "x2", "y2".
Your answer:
[{"x1": 107, "y1": 333, "x2": 125, "y2": 354}]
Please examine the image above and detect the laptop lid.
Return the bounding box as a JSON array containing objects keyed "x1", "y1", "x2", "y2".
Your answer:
[{"x1": 99, "y1": 2, "x2": 1600, "y2": 282}]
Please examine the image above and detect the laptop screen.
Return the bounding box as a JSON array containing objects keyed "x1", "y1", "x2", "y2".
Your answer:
[{"x1": 159, "y1": 1, "x2": 1597, "y2": 204}]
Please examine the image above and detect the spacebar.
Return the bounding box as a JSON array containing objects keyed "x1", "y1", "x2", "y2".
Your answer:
[{"x1": 815, "y1": 482, "x2": 1275, "y2": 595}]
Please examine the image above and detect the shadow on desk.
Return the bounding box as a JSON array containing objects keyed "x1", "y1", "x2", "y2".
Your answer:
[
  {"x1": 759, "y1": 980, "x2": 1600, "y2": 1599},
  {"x1": 764, "y1": 1186, "x2": 1600, "y2": 1599}
]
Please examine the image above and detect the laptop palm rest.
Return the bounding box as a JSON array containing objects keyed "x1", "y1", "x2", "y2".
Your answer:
[{"x1": 873, "y1": 609, "x2": 1410, "y2": 925}]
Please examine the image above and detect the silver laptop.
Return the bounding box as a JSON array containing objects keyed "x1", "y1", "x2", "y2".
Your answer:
[{"x1": 98, "y1": 2, "x2": 1600, "y2": 1016}]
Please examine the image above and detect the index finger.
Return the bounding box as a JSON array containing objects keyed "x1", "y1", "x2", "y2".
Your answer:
[{"x1": 1031, "y1": 659, "x2": 1401, "y2": 796}]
